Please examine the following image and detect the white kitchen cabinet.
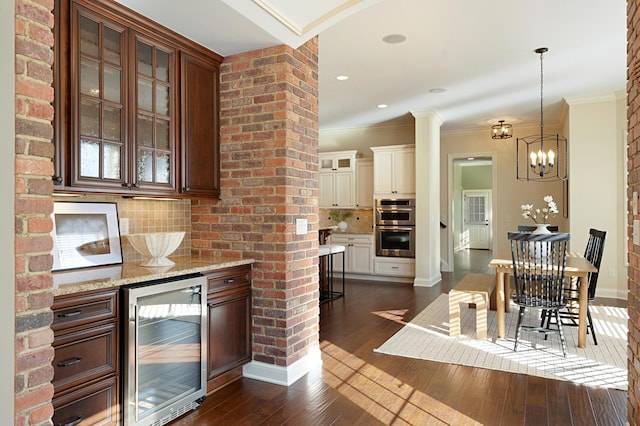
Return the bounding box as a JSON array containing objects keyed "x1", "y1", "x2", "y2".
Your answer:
[
  {"x1": 319, "y1": 150, "x2": 356, "y2": 172},
  {"x1": 371, "y1": 145, "x2": 415, "y2": 196},
  {"x1": 355, "y1": 158, "x2": 373, "y2": 208},
  {"x1": 330, "y1": 233, "x2": 374, "y2": 275},
  {"x1": 374, "y1": 256, "x2": 415, "y2": 277},
  {"x1": 319, "y1": 171, "x2": 354, "y2": 208},
  {"x1": 319, "y1": 151, "x2": 357, "y2": 208}
]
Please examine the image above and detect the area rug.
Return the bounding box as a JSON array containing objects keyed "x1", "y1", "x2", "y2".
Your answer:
[{"x1": 374, "y1": 294, "x2": 628, "y2": 390}]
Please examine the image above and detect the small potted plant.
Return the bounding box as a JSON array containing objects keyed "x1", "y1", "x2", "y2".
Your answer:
[{"x1": 329, "y1": 210, "x2": 353, "y2": 232}]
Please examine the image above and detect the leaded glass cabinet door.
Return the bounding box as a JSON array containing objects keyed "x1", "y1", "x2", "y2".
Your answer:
[
  {"x1": 132, "y1": 35, "x2": 177, "y2": 193},
  {"x1": 71, "y1": 7, "x2": 127, "y2": 189}
]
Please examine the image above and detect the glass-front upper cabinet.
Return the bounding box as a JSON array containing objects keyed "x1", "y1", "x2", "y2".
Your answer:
[
  {"x1": 133, "y1": 36, "x2": 175, "y2": 190},
  {"x1": 72, "y1": 9, "x2": 127, "y2": 189},
  {"x1": 66, "y1": 4, "x2": 178, "y2": 194}
]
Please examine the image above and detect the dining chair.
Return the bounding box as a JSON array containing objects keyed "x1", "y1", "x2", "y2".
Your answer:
[
  {"x1": 509, "y1": 232, "x2": 570, "y2": 357},
  {"x1": 517, "y1": 225, "x2": 559, "y2": 232},
  {"x1": 541, "y1": 228, "x2": 606, "y2": 344}
]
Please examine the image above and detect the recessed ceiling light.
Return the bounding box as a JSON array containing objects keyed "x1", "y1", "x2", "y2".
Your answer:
[
  {"x1": 382, "y1": 34, "x2": 407, "y2": 44},
  {"x1": 336, "y1": 75, "x2": 349, "y2": 81},
  {"x1": 429, "y1": 88, "x2": 446, "y2": 93},
  {"x1": 377, "y1": 104, "x2": 388, "y2": 109}
]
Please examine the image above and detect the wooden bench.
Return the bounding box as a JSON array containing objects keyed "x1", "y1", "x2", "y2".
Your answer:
[{"x1": 449, "y1": 273, "x2": 495, "y2": 339}]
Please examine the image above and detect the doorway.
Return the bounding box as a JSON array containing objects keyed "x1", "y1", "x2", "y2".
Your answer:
[{"x1": 444, "y1": 155, "x2": 496, "y2": 272}]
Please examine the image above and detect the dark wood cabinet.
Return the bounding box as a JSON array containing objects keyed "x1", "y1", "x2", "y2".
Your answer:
[
  {"x1": 54, "y1": 0, "x2": 221, "y2": 198},
  {"x1": 204, "y1": 265, "x2": 252, "y2": 394},
  {"x1": 180, "y1": 53, "x2": 220, "y2": 198},
  {"x1": 52, "y1": 288, "x2": 120, "y2": 426}
]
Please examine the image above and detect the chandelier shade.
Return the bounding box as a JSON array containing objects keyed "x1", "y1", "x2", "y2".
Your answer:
[
  {"x1": 516, "y1": 133, "x2": 568, "y2": 181},
  {"x1": 516, "y1": 47, "x2": 568, "y2": 182},
  {"x1": 491, "y1": 120, "x2": 513, "y2": 139}
]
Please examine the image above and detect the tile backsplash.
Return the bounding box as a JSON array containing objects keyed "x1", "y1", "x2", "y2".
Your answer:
[
  {"x1": 319, "y1": 208, "x2": 374, "y2": 234},
  {"x1": 53, "y1": 195, "x2": 191, "y2": 262}
]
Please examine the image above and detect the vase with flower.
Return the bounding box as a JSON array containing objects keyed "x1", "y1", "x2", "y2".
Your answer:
[
  {"x1": 520, "y1": 195, "x2": 559, "y2": 257},
  {"x1": 520, "y1": 195, "x2": 559, "y2": 234}
]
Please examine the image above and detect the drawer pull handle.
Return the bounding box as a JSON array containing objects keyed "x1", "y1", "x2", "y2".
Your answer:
[
  {"x1": 391, "y1": 266, "x2": 399, "y2": 269},
  {"x1": 223, "y1": 278, "x2": 236, "y2": 284},
  {"x1": 57, "y1": 357, "x2": 82, "y2": 367},
  {"x1": 57, "y1": 310, "x2": 82, "y2": 318},
  {"x1": 58, "y1": 416, "x2": 83, "y2": 426}
]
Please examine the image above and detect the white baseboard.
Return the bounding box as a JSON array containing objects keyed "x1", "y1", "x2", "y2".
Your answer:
[
  {"x1": 242, "y1": 346, "x2": 322, "y2": 387},
  {"x1": 596, "y1": 288, "x2": 629, "y2": 300},
  {"x1": 413, "y1": 273, "x2": 442, "y2": 287}
]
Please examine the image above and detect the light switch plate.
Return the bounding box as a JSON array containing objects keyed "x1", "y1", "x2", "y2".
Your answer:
[
  {"x1": 633, "y1": 191, "x2": 638, "y2": 215},
  {"x1": 120, "y1": 218, "x2": 129, "y2": 236},
  {"x1": 634, "y1": 220, "x2": 640, "y2": 245},
  {"x1": 296, "y1": 218, "x2": 307, "y2": 235}
]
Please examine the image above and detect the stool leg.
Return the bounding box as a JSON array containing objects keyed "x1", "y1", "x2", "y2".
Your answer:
[
  {"x1": 341, "y1": 250, "x2": 345, "y2": 298},
  {"x1": 449, "y1": 293, "x2": 461, "y2": 337},
  {"x1": 329, "y1": 253, "x2": 334, "y2": 297},
  {"x1": 476, "y1": 294, "x2": 487, "y2": 340}
]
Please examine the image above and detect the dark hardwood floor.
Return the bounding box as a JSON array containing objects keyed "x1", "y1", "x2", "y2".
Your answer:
[{"x1": 175, "y1": 249, "x2": 627, "y2": 425}]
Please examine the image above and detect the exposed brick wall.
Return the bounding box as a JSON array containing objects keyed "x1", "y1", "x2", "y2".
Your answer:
[
  {"x1": 192, "y1": 38, "x2": 320, "y2": 367},
  {"x1": 14, "y1": 0, "x2": 56, "y2": 424},
  {"x1": 629, "y1": 1, "x2": 640, "y2": 423}
]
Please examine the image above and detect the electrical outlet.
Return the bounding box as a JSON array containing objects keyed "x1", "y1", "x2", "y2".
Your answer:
[
  {"x1": 635, "y1": 220, "x2": 640, "y2": 245},
  {"x1": 120, "y1": 218, "x2": 129, "y2": 236},
  {"x1": 609, "y1": 267, "x2": 616, "y2": 277},
  {"x1": 296, "y1": 218, "x2": 307, "y2": 235},
  {"x1": 634, "y1": 191, "x2": 638, "y2": 215}
]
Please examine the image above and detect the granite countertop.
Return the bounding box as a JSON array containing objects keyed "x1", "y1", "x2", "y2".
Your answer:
[{"x1": 53, "y1": 255, "x2": 255, "y2": 296}]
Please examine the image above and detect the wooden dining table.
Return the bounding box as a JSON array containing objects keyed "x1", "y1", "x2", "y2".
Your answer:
[{"x1": 488, "y1": 251, "x2": 598, "y2": 348}]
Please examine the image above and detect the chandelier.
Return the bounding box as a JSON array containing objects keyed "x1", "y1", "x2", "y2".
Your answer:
[
  {"x1": 491, "y1": 120, "x2": 513, "y2": 139},
  {"x1": 516, "y1": 48, "x2": 568, "y2": 182}
]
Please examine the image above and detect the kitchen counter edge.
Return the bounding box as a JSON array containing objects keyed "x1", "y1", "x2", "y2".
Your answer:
[{"x1": 53, "y1": 256, "x2": 255, "y2": 296}]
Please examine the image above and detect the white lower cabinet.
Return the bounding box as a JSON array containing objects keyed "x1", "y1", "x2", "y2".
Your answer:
[
  {"x1": 330, "y1": 234, "x2": 373, "y2": 275},
  {"x1": 374, "y1": 256, "x2": 415, "y2": 277}
]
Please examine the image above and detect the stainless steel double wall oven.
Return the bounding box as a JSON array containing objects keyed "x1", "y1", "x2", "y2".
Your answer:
[{"x1": 375, "y1": 198, "x2": 415, "y2": 258}]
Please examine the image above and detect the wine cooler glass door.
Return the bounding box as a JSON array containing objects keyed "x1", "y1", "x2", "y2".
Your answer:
[{"x1": 124, "y1": 275, "x2": 207, "y2": 426}]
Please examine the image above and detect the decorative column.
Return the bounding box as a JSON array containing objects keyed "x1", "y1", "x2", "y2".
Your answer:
[
  {"x1": 411, "y1": 109, "x2": 443, "y2": 287},
  {"x1": 191, "y1": 38, "x2": 321, "y2": 385}
]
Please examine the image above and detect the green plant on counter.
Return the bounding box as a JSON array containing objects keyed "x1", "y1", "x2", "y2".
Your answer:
[{"x1": 328, "y1": 210, "x2": 353, "y2": 223}]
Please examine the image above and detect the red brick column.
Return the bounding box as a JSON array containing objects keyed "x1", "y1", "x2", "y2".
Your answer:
[
  {"x1": 628, "y1": 1, "x2": 640, "y2": 423},
  {"x1": 192, "y1": 38, "x2": 320, "y2": 370},
  {"x1": 14, "y1": 0, "x2": 56, "y2": 424}
]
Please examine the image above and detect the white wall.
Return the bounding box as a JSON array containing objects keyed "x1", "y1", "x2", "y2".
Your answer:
[
  {"x1": 1, "y1": 0, "x2": 15, "y2": 422},
  {"x1": 440, "y1": 125, "x2": 566, "y2": 258},
  {"x1": 566, "y1": 94, "x2": 628, "y2": 299},
  {"x1": 320, "y1": 122, "x2": 414, "y2": 157}
]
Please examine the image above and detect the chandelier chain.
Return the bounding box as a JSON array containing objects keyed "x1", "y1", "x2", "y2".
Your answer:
[{"x1": 539, "y1": 49, "x2": 544, "y2": 134}]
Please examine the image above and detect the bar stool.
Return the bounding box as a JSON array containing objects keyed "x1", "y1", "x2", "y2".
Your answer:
[{"x1": 318, "y1": 244, "x2": 345, "y2": 303}]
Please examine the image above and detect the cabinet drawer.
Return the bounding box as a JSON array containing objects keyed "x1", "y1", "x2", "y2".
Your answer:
[
  {"x1": 374, "y1": 258, "x2": 415, "y2": 277},
  {"x1": 331, "y1": 234, "x2": 373, "y2": 245},
  {"x1": 205, "y1": 265, "x2": 251, "y2": 295},
  {"x1": 52, "y1": 290, "x2": 118, "y2": 331},
  {"x1": 53, "y1": 323, "x2": 118, "y2": 393},
  {"x1": 53, "y1": 375, "x2": 119, "y2": 426}
]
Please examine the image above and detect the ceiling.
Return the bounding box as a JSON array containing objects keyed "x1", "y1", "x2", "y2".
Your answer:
[{"x1": 114, "y1": 0, "x2": 627, "y2": 132}]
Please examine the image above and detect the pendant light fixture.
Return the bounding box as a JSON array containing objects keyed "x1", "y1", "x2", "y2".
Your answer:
[
  {"x1": 491, "y1": 120, "x2": 513, "y2": 139},
  {"x1": 516, "y1": 47, "x2": 568, "y2": 182}
]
